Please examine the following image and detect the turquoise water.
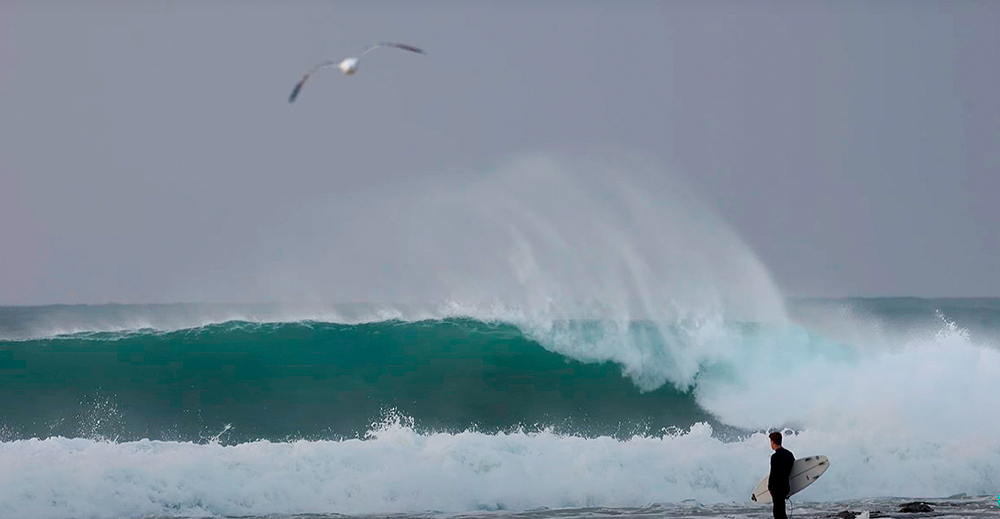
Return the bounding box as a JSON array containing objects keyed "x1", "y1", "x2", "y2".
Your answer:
[{"x1": 0, "y1": 318, "x2": 709, "y2": 442}]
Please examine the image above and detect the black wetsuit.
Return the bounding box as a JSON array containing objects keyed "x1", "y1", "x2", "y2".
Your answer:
[{"x1": 769, "y1": 447, "x2": 795, "y2": 519}]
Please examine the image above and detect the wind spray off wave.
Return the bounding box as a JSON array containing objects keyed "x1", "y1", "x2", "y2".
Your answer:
[{"x1": 251, "y1": 152, "x2": 789, "y2": 324}]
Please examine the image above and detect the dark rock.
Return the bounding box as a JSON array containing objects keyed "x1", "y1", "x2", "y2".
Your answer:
[
  {"x1": 899, "y1": 502, "x2": 934, "y2": 513},
  {"x1": 869, "y1": 512, "x2": 887, "y2": 518}
]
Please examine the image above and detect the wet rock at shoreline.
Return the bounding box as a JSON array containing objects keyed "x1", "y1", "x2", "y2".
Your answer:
[{"x1": 899, "y1": 501, "x2": 934, "y2": 513}]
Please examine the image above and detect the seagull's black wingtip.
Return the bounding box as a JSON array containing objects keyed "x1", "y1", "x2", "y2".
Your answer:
[
  {"x1": 289, "y1": 82, "x2": 303, "y2": 103},
  {"x1": 395, "y1": 43, "x2": 425, "y2": 54}
]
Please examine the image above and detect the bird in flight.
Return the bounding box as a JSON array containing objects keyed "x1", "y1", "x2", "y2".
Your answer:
[{"x1": 288, "y1": 42, "x2": 425, "y2": 103}]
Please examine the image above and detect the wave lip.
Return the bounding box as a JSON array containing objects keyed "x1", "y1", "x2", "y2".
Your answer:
[{"x1": 0, "y1": 302, "x2": 446, "y2": 341}]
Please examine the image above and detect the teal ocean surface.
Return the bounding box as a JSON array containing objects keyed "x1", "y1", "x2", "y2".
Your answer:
[
  {"x1": 1, "y1": 298, "x2": 998, "y2": 519},
  {"x1": 0, "y1": 318, "x2": 712, "y2": 442}
]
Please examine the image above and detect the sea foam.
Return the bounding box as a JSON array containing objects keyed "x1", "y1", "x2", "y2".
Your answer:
[{"x1": 1, "y1": 418, "x2": 997, "y2": 519}]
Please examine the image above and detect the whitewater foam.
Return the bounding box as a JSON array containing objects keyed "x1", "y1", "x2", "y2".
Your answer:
[
  {"x1": 1, "y1": 419, "x2": 997, "y2": 519},
  {"x1": 696, "y1": 315, "x2": 1000, "y2": 438}
]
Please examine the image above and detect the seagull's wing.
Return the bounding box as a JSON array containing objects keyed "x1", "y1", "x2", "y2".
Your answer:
[
  {"x1": 289, "y1": 60, "x2": 338, "y2": 103},
  {"x1": 360, "y1": 42, "x2": 425, "y2": 58}
]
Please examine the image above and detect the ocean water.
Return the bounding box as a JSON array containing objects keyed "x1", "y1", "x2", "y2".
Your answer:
[{"x1": 1, "y1": 299, "x2": 999, "y2": 519}]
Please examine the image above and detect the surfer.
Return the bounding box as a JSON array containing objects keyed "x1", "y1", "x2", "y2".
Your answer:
[{"x1": 768, "y1": 431, "x2": 795, "y2": 519}]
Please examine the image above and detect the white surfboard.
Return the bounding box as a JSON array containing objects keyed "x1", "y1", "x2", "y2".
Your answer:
[{"x1": 751, "y1": 455, "x2": 829, "y2": 503}]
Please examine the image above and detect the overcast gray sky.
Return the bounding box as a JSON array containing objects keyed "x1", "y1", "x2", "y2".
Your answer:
[{"x1": 1, "y1": 0, "x2": 997, "y2": 305}]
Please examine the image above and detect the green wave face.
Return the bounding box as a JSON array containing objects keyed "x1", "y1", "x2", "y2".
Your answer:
[{"x1": 0, "y1": 319, "x2": 711, "y2": 442}]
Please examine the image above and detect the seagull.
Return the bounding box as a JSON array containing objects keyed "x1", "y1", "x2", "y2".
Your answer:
[{"x1": 288, "y1": 42, "x2": 425, "y2": 103}]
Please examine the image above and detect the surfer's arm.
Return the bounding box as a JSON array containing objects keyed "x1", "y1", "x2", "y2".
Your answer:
[{"x1": 767, "y1": 452, "x2": 779, "y2": 490}]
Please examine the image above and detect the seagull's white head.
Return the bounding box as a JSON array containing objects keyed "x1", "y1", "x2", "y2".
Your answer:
[{"x1": 339, "y1": 58, "x2": 359, "y2": 75}]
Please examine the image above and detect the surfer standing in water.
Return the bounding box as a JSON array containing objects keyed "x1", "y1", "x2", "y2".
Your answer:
[{"x1": 768, "y1": 431, "x2": 795, "y2": 519}]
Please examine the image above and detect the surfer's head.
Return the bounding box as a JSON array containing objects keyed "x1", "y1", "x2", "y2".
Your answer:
[{"x1": 769, "y1": 431, "x2": 782, "y2": 450}]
